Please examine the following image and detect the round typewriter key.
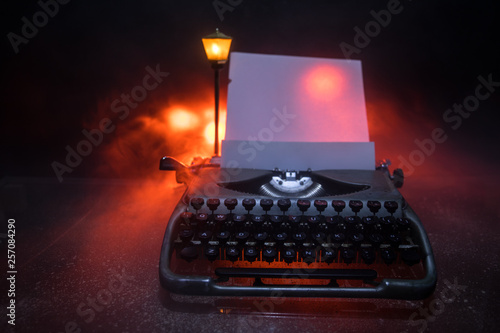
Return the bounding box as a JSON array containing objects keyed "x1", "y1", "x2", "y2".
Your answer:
[
  {"x1": 349, "y1": 200, "x2": 363, "y2": 214},
  {"x1": 216, "y1": 231, "x2": 230, "y2": 245},
  {"x1": 244, "y1": 247, "x2": 258, "y2": 262},
  {"x1": 297, "y1": 199, "x2": 311, "y2": 213},
  {"x1": 179, "y1": 228, "x2": 194, "y2": 243},
  {"x1": 312, "y1": 232, "x2": 326, "y2": 245},
  {"x1": 180, "y1": 246, "x2": 198, "y2": 262},
  {"x1": 314, "y1": 199, "x2": 328, "y2": 213},
  {"x1": 190, "y1": 197, "x2": 204, "y2": 211},
  {"x1": 262, "y1": 247, "x2": 277, "y2": 263},
  {"x1": 345, "y1": 216, "x2": 361, "y2": 230},
  {"x1": 332, "y1": 200, "x2": 346, "y2": 214},
  {"x1": 226, "y1": 247, "x2": 240, "y2": 262},
  {"x1": 207, "y1": 198, "x2": 221, "y2": 211},
  {"x1": 384, "y1": 201, "x2": 398, "y2": 214},
  {"x1": 331, "y1": 232, "x2": 346, "y2": 243},
  {"x1": 235, "y1": 231, "x2": 250, "y2": 245},
  {"x1": 282, "y1": 248, "x2": 297, "y2": 264},
  {"x1": 215, "y1": 214, "x2": 227, "y2": 224},
  {"x1": 180, "y1": 212, "x2": 194, "y2": 225},
  {"x1": 380, "y1": 248, "x2": 397, "y2": 265},
  {"x1": 341, "y1": 247, "x2": 356, "y2": 264},
  {"x1": 321, "y1": 247, "x2": 337, "y2": 263},
  {"x1": 349, "y1": 232, "x2": 364, "y2": 246},
  {"x1": 401, "y1": 248, "x2": 421, "y2": 266},
  {"x1": 242, "y1": 198, "x2": 256, "y2": 212},
  {"x1": 368, "y1": 233, "x2": 384, "y2": 247},
  {"x1": 362, "y1": 216, "x2": 378, "y2": 228},
  {"x1": 360, "y1": 247, "x2": 376, "y2": 265},
  {"x1": 307, "y1": 216, "x2": 320, "y2": 229},
  {"x1": 277, "y1": 198, "x2": 291, "y2": 212},
  {"x1": 273, "y1": 232, "x2": 288, "y2": 246},
  {"x1": 251, "y1": 215, "x2": 265, "y2": 229},
  {"x1": 292, "y1": 232, "x2": 307, "y2": 246},
  {"x1": 260, "y1": 199, "x2": 274, "y2": 212},
  {"x1": 301, "y1": 247, "x2": 316, "y2": 264},
  {"x1": 367, "y1": 200, "x2": 381, "y2": 214},
  {"x1": 387, "y1": 233, "x2": 401, "y2": 247},
  {"x1": 196, "y1": 213, "x2": 209, "y2": 226},
  {"x1": 224, "y1": 198, "x2": 238, "y2": 211},
  {"x1": 204, "y1": 246, "x2": 219, "y2": 261},
  {"x1": 254, "y1": 231, "x2": 269, "y2": 246},
  {"x1": 197, "y1": 230, "x2": 212, "y2": 243},
  {"x1": 397, "y1": 218, "x2": 412, "y2": 233}
]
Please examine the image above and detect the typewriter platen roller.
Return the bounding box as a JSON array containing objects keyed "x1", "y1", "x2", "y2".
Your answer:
[{"x1": 158, "y1": 158, "x2": 437, "y2": 299}]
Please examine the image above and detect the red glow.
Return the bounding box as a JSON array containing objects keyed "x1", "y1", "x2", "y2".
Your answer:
[
  {"x1": 168, "y1": 108, "x2": 199, "y2": 130},
  {"x1": 204, "y1": 110, "x2": 226, "y2": 146},
  {"x1": 304, "y1": 65, "x2": 344, "y2": 101}
]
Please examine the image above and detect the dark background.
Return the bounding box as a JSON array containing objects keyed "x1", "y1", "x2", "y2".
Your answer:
[{"x1": 1, "y1": 0, "x2": 499, "y2": 180}]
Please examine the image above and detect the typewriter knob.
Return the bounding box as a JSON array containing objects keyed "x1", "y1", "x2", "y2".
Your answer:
[
  {"x1": 207, "y1": 198, "x2": 221, "y2": 211},
  {"x1": 260, "y1": 199, "x2": 274, "y2": 212},
  {"x1": 349, "y1": 200, "x2": 363, "y2": 214},
  {"x1": 224, "y1": 198, "x2": 238, "y2": 211},
  {"x1": 384, "y1": 201, "x2": 399, "y2": 215},
  {"x1": 242, "y1": 198, "x2": 256, "y2": 212},
  {"x1": 190, "y1": 197, "x2": 205, "y2": 211},
  {"x1": 297, "y1": 199, "x2": 311, "y2": 213},
  {"x1": 314, "y1": 199, "x2": 328, "y2": 213},
  {"x1": 367, "y1": 201, "x2": 381, "y2": 214},
  {"x1": 277, "y1": 198, "x2": 292, "y2": 212},
  {"x1": 332, "y1": 200, "x2": 346, "y2": 214}
]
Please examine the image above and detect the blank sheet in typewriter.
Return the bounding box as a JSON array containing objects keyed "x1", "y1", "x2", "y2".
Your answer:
[{"x1": 221, "y1": 52, "x2": 375, "y2": 171}]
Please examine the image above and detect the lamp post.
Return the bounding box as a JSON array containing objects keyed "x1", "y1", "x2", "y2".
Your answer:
[{"x1": 202, "y1": 29, "x2": 232, "y2": 157}]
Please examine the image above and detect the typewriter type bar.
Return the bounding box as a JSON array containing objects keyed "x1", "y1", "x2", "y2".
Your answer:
[{"x1": 159, "y1": 167, "x2": 437, "y2": 299}]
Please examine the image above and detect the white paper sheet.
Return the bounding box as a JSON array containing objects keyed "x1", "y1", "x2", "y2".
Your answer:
[{"x1": 221, "y1": 52, "x2": 374, "y2": 170}]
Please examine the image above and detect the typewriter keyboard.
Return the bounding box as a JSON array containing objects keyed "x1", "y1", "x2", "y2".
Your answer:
[{"x1": 169, "y1": 198, "x2": 425, "y2": 287}]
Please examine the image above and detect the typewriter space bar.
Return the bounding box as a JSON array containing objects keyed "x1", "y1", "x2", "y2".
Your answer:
[{"x1": 215, "y1": 268, "x2": 377, "y2": 280}]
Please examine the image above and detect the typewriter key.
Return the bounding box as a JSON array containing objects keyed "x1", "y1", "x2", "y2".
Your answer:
[
  {"x1": 301, "y1": 247, "x2": 316, "y2": 264},
  {"x1": 314, "y1": 199, "x2": 328, "y2": 213},
  {"x1": 360, "y1": 248, "x2": 376, "y2": 265},
  {"x1": 204, "y1": 246, "x2": 219, "y2": 261},
  {"x1": 332, "y1": 200, "x2": 346, "y2": 214},
  {"x1": 226, "y1": 247, "x2": 240, "y2": 262},
  {"x1": 380, "y1": 248, "x2": 397, "y2": 265},
  {"x1": 262, "y1": 247, "x2": 277, "y2": 263},
  {"x1": 260, "y1": 199, "x2": 274, "y2": 212},
  {"x1": 180, "y1": 246, "x2": 198, "y2": 262},
  {"x1": 341, "y1": 247, "x2": 356, "y2": 264},
  {"x1": 190, "y1": 197, "x2": 204, "y2": 211},
  {"x1": 384, "y1": 201, "x2": 398, "y2": 215},
  {"x1": 244, "y1": 247, "x2": 258, "y2": 262},
  {"x1": 277, "y1": 198, "x2": 291, "y2": 212},
  {"x1": 224, "y1": 198, "x2": 238, "y2": 211},
  {"x1": 321, "y1": 248, "x2": 337, "y2": 263},
  {"x1": 367, "y1": 200, "x2": 382, "y2": 214},
  {"x1": 282, "y1": 248, "x2": 297, "y2": 264},
  {"x1": 297, "y1": 199, "x2": 311, "y2": 213},
  {"x1": 242, "y1": 198, "x2": 256, "y2": 212},
  {"x1": 349, "y1": 200, "x2": 363, "y2": 214},
  {"x1": 207, "y1": 198, "x2": 221, "y2": 211}
]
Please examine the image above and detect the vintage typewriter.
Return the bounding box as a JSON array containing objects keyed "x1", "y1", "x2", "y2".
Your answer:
[{"x1": 159, "y1": 53, "x2": 437, "y2": 299}]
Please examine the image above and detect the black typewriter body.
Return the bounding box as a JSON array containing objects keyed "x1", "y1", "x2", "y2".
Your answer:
[{"x1": 159, "y1": 159, "x2": 437, "y2": 299}]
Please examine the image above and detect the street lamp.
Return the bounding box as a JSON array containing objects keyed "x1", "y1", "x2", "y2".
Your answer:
[{"x1": 202, "y1": 28, "x2": 232, "y2": 157}]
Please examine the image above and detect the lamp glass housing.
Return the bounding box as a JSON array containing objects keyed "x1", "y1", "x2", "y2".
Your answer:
[{"x1": 202, "y1": 30, "x2": 232, "y2": 64}]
